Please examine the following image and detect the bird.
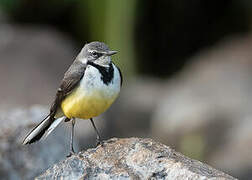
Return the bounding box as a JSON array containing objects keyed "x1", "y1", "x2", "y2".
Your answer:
[{"x1": 23, "y1": 41, "x2": 122, "y2": 155}]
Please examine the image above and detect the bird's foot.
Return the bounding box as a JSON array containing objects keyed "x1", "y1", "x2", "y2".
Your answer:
[
  {"x1": 96, "y1": 138, "x2": 104, "y2": 147},
  {"x1": 67, "y1": 150, "x2": 76, "y2": 157}
]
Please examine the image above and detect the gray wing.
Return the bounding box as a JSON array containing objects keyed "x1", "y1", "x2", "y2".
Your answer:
[{"x1": 49, "y1": 60, "x2": 87, "y2": 117}]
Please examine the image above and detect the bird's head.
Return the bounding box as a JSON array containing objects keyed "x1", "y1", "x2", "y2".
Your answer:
[{"x1": 78, "y1": 41, "x2": 117, "y2": 66}]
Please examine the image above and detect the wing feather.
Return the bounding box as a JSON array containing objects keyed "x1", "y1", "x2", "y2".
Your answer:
[{"x1": 49, "y1": 60, "x2": 87, "y2": 117}]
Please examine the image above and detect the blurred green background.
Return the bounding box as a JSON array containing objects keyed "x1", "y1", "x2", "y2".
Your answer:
[
  {"x1": 1, "y1": 0, "x2": 252, "y2": 179},
  {"x1": 1, "y1": 0, "x2": 250, "y2": 77}
]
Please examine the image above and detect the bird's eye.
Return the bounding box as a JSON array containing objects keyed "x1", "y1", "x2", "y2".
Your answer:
[
  {"x1": 92, "y1": 51, "x2": 97, "y2": 56},
  {"x1": 91, "y1": 51, "x2": 101, "y2": 58}
]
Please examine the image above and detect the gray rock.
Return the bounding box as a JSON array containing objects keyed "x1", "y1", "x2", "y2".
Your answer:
[
  {"x1": 36, "y1": 138, "x2": 235, "y2": 180},
  {"x1": 151, "y1": 35, "x2": 252, "y2": 178},
  {"x1": 0, "y1": 24, "x2": 76, "y2": 107},
  {"x1": 105, "y1": 77, "x2": 164, "y2": 138},
  {"x1": 0, "y1": 105, "x2": 77, "y2": 180},
  {"x1": 209, "y1": 116, "x2": 252, "y2": 178}
]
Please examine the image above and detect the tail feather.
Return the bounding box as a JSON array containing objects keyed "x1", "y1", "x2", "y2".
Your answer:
[
  {"x1": 23, "y1": 115, "x2": 54, "y2": 145},
  {"x1": 43, "y1": 117, "x2": 65, "y2": 139}
]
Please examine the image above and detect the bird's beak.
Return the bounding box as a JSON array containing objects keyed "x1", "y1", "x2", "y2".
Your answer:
[{"x1": 106, "y1": 50, "x2": 117, "y2": 56}]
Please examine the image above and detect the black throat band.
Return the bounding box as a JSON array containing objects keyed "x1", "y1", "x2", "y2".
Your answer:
[{"x1": 87, "y1": 61, "x2": 114, "y2": 85}]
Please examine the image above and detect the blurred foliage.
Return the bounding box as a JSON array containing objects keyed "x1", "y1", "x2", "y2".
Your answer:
[
  {"x1": 0, "y1": 0, "x2": 251, "y2": 78},
  {"x1": 79, "y1": 0, "x2": 137, "y2": 77},
  {"x1": 0, "y1": 0, "x2": 19, "y2": 11}
]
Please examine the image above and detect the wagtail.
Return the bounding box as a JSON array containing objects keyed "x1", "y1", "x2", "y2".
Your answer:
[{"x1": 23, "y1": 41, "x2": 122, "y2": 155}]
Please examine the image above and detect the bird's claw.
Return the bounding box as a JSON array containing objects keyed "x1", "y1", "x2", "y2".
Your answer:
[
  {"x1": 96, "y1": 138, "x2": 104, "y2": 147},
  {"x1": 67, "y1": 150, "x2": 75, "y2": 157}
]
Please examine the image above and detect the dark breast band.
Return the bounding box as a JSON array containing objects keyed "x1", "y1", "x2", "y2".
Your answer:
[{"x1": 87, "y1": 61, "x2": 114, "y2": 85}]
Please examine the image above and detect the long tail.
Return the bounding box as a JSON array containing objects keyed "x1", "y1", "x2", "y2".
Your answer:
[{"x1": 23, "y1": 115, "x2": 55, "y2": 145}]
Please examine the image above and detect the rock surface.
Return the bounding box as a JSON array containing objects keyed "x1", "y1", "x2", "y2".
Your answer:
[
  {"x1": 36, "y1": 138, "x2": 235, "y2": 180},
  {"x1": 0, "y1": 23, "x2": 76, "y2": 106},
  {"x1": 0, "y1": 105, "x2": 76, "y2": 180},
  {"x1": 150, "y1": 35, "x2": 252, "y2": 177}
]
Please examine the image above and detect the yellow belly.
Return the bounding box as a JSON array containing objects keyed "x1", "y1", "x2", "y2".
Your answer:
[{"x1": 60, "y1": 87, "x2": 118, "y2": 119}]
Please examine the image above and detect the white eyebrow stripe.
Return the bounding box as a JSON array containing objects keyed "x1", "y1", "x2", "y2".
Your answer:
[
  {"x1": 88, "y1": 49, "x2": 96, "y2": 53},
  {"x1": 88, "y1": 49, "x2": 107, "y2": 54}
]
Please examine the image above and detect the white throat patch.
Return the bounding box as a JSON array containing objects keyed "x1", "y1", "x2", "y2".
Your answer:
[{"x1": 79, "y1": 57, "x2": 88, "y2": 64}]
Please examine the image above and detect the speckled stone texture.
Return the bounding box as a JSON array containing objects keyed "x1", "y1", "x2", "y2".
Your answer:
[
  {"x1": 36, "y1": 138, "x2": 236, "y2": 180},
  {"x1": 0, "y1": 105, "x2": 72, "y2": 180}
]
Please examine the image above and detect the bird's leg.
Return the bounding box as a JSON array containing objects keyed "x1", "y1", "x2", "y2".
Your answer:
[
  {"x1": 90, "y1": 118, "x2": 103, "y2": 146},
  {"x1": 67, "y1": 118, "x2": 76, "y2": 157},
  {"x1": 64, "y1": 117, "x2": 71, "y2": 122}
]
